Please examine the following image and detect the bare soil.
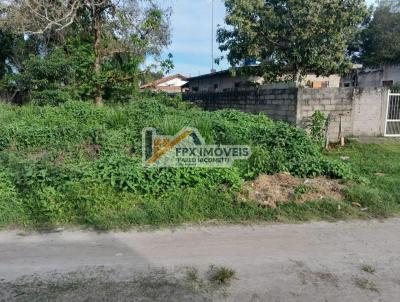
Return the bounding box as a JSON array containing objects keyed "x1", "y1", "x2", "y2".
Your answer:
[
  {"x1": 82, "y1": 143, "x2": 101, "y2": 157},
  {"x1": 239, "y1": 173, "x2": 345, "y2": 208}
]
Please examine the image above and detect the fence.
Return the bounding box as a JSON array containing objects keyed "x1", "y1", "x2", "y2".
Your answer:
[{"x1": 385, "y1": 90, "x2": 400, "y2": 136}]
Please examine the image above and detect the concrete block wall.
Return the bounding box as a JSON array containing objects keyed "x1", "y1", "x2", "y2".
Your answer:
[
  {"x1": 183, "y1": 87, "x2": 388, "y2": 140},
  {"x1": 351, "y1": 87, "x2": 388, "y2": 136},
  {"x1": 183, "y1": 88, "x2": 297, "y2": 123},
  {"x1": 297, "y1": 87, "x2": 388, "y2": 140},
  {"x1": 297, "y1": 88, "x2": 354, "y2": 140}
]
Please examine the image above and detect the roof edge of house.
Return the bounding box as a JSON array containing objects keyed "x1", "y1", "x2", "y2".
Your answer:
[{"x1": 140, "y1": 74, "x2": 188, "y2": 89}]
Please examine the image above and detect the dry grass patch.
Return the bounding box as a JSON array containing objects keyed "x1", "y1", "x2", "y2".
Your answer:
[
  {"x1": 354, "y1": 277, "x2": 379, "y2": 292},
  {"x1": 239, "y1": 173, "x2": 345, "y2": 208}
]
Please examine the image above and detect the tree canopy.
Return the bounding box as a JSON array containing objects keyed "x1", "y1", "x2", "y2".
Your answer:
[
  {"x1": 0, "y1": 0, "x2": 172, "y2": 105},
  {"x1": 353, "y1": 0, "x2": 400, "y2": 66},
  {"x1": 217, "y1": 0, "x2": 370, "y2": 81}
]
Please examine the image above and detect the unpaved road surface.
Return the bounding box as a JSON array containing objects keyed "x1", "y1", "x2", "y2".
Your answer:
[{"x1": 1, "y1": 219, "x2": 400, "y2": 301}]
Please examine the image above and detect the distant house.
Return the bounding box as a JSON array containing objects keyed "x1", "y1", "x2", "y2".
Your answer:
[
  {"x1": 140, "y1": 74, "x2": 188, "y2": 93},
  {"x1": 341, "y1": 64, "x2": 400, "y2": 88},
  {"x1": 185, "y1": 70, "x2": 264, "y2": 92},
  {"x1": 185, "y1": 69, "x2": 341, "y2": 93}
]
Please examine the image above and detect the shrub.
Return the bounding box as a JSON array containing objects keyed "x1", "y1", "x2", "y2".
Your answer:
[
  {"x1": 308, "y1": 110, "x2": 327, "y2": 146},
  {"x1": 11, "y1": 49, "x2": 77, "y2": 105}
]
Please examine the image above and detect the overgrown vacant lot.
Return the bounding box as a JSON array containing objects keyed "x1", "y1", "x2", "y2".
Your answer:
[{"x1": 0, "y1": 96, "x2": 399, "y2": 229}]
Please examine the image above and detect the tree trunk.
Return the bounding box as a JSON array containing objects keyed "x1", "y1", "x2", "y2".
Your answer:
[
  {"x1": 293, "y1": 67, "x2": 302, "y2": 87},
  {"x1": 94, "y1": 11, "x2": 102, "y2": 106}
]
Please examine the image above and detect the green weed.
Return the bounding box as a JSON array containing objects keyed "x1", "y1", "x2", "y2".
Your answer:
[
  {"x1": 207, "y1": 266, "x2": 236, "y2": 285},
  {"x1": 0, "y1": 98, "x2": 398, "y2": 229},
  {"x1": 361, "y1": 264, "x2": 376, "y2": 274}
]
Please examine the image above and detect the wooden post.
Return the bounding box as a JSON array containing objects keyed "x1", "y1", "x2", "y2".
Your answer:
[{"x1": 338, "y1": 114, "x2": 345, "y2": 146}]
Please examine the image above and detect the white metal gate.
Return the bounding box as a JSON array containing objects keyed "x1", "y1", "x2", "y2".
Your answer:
[{"x1": 385, "y1": 90, "x2": 400, "y2": 136}]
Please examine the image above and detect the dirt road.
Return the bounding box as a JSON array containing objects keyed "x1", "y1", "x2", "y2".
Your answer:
[{"x1": 1, "y1": 219, "x2": 400, "y2": 301}]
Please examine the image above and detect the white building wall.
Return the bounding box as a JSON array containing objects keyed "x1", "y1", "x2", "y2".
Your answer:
[{"x1": 357, "y1": 65, "x2": 400, "y2": 87}]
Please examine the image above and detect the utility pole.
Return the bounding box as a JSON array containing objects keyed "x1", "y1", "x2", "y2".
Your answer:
[{"x1": 211, "y1": 0, "x2": 216, "y2": 73}]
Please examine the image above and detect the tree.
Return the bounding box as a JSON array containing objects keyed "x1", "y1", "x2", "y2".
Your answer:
[
  {"x1": 217, "y1": 0, "x2": 370, "y2": 82},
  {"x1": 11, "y1": 48, "x2": 77, "y2": 105},
  {"x1": 354, "y1": 0, "x2": 400, "y2": 66},
  {"x1": 0, "y1": 0, "x2": 171, "y2": 105}
]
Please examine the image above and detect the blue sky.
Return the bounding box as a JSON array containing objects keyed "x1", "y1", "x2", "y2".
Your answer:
[
  {"x1": 162, "y1": 0, "x2": 228, "y2": 77},
  {"x1": 163, "y1": 0, "x2": 376, "y2": 77}
]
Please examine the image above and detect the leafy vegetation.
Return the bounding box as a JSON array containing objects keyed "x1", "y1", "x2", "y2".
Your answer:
[
  {"x1": 11, "y1": 49, "x2": 77, "y2": 105},
  {"x1": 0, "y1": 97, "x2": 398, "y2": 230},
  {"x1": 0, "y1": 97, "x2": 333, "y2": 228},
  {"x1": 217, "y1": 0, "x2": 369, "y2": 81},
  {"x1": 308, "y1": 110, "x2": 327, "y2": 147},
  {"x1": 0, "y1": 1, "x2": 173, "y2": 105},
  {"x1": 351, "y1": 0, "x2": 400, "y2": 66}
]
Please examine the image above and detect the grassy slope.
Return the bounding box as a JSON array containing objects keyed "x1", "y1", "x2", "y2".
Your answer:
[{"x1": 0, "y1": 100, "x2": 399, "y2": 230}]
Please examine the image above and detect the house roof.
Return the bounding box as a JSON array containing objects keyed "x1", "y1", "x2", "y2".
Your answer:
[
  {"x1": 188, "y1": 64, "x2": 363, "y2": 81},
  {"x1": 140, "y1": 74, "x2": 188, "y2": 89},
  {"x1": 187, "y1": 69, "x2": 232, "y2": 81},
  {"x1": 188, "y1": 64, "x2": 263, "y2": 81}
]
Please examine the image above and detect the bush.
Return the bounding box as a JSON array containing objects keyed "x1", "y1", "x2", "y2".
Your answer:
[
  {"x1": 307, "y1": 110, "x2": 327, "y2": 146},
  {"x1": 11, "y1": 49, "x2": 77, "y2": 105}
]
